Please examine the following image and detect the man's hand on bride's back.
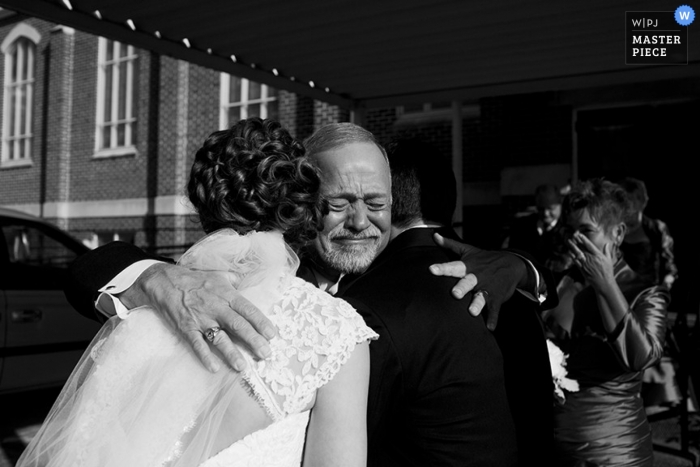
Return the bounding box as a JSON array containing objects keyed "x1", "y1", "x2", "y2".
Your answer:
[{"x1": 117, "y1": 263, "x2": 276, "y2": 373}]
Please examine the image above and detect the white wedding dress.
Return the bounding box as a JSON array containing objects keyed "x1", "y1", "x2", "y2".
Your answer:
[{"x1": 17, "y1": 229, "x2": 377, "y2": 467}]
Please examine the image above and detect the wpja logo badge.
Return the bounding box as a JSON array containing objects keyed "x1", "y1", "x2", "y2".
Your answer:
[
  {"x1": 626, "y1": 5, "x2": 693, "y2": 64},
  {"x1": 675, "y1": 5, "x2": 695, "y2": 25}
]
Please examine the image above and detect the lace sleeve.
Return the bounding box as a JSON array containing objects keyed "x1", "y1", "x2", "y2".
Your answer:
[{"x1": 248, "y1": 277, "x2": 377, "y2": 417}]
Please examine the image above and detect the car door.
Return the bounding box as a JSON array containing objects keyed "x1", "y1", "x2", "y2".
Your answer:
[{"x1": 0, "y1": 217, "x2": 101, "y2": 393}]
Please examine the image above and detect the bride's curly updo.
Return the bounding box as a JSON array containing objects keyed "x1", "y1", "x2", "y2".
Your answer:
[{"x1": 187, "y1": 118, "x2": 324, "y2": 249}]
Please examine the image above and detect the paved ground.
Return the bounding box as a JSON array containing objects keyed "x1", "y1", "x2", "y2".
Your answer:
[{"x1": 1, "y1": 388, "x2": 699, "y2": 466}]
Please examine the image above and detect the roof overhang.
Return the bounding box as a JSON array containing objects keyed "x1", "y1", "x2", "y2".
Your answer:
[{"x1": 1, "y1": 0, "x2": 699, "y2": 109}]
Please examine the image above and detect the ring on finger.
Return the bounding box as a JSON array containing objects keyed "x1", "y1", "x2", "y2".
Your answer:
[
  {"x1": 204, "y1": 326, "x2": 222, "y2": 343},
  {"x1": 474, "y1": 290, "x2": 489, "y2": 300}
]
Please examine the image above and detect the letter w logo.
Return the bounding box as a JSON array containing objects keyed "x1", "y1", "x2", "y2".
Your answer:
[{"x1": 680, "y1": 11, "x2": 691, "y2": 20}]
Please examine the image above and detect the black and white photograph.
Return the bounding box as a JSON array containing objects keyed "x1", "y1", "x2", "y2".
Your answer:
[{"x1": 0, "y1": 1, "x2": 698, "y2": 466}]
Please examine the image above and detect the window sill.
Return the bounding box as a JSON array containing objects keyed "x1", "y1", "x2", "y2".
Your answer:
[
  {"x1": 92, "y1": 146, "x2": 137, "y2": 159},
  {"x1": 0, "y1": 158, "x2": 33, "y2": 169}
]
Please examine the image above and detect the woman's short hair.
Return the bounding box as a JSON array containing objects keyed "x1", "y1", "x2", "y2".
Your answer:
[
  {"x1": 562, "y1": 178, "x2": 631, "y2": 232},
  {"x1": 187, "y1": 118, "x2": 324, "y2": 250}
]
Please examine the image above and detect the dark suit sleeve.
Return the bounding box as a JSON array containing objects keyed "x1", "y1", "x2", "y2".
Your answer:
[
  {"x1": 506, "y1": 247, "x2": 559, "y2": 310},
  {"x1": 494, "y1": 293, "x2": 555, "y2": 467},
  {"x1": 64, "y1": 241, "x2": 173, "y2": 323}
]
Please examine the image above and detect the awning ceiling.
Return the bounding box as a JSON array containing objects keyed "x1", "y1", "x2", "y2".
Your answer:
[{"x1": 1, "y1": 0, "x2": 699, "y2": 108}]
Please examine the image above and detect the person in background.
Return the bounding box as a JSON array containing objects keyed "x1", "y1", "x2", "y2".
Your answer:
[
  {"x1": 618, "y1": 177, "x2": 677, "y2": 291},
  {"x1": 503, "y1": 183, "x2": 562, "y2": 265},
  {"x1": 542, "y1": 178, "x2": 669, "y2": 467},
  {"x1": 618, "y1": 176, "x2": 681, "y2": 410}
]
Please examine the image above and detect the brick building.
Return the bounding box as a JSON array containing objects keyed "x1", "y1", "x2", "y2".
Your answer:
[
  {"x1": 0, "y1": 16, "x2": 349, "y2": 256},
  {"x1": 1, "y1": 12, "x2": 698, "y2": 308}
]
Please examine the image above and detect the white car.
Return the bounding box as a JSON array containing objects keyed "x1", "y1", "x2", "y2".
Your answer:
[{"x1": 0, "y1": 207, "x2": 101, "y2": 393}]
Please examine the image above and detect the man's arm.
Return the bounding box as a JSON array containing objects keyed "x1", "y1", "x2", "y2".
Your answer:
[
  {"x1": 429, "y1": 233, "x2": 558, "y2": 330},
  {"x1": 65, "y1": 241, "x2": 162, "y2": 322},
  {"x1": 65, "y1": 241, "x2": 276, "y2": 372}
]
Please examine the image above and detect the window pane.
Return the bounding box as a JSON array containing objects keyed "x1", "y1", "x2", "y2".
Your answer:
[
  {"x1": 117, "y1": 123, "x2": 125, "y2": 146},
  {"x1": 104, "y1": 65, "x2": 113, "y2": 123},
  {"x1": 103, "y1": 126, "x2": 111, "y2": 148},
  {"x1": 247, "y1": 103, "x2": 261, "y2": 118},
  {"x1": 249, "y1": 81, "x2": 261, "y2": 100},
  {"x1": 11, "y1": 48, "x2": 18, "y2": 82},
  {"x1": 267, "y1": 86, "x2": 278, "y2": 98},
  {"x1": 19, "y1": 85, "x2": 27, "y2": 135},
  {"x1": 118, "y1": 62, "x2": 127, "y2": 120},
  {"x1": 21, "y1": 41, "x2": 29, "y2": 81},
  {"x1": 106, "y1": 40, "x2": 114, "y2": 62},
  {"x1": 266, "y1": 100, "x2": 279, "y2": 121},
  {"x1": 9, "y1": 87, "x2": 17, "y2": 137},
  {"x1": 229, "y1": 76, "x2": 242, "y2": 103},
  {"x1": 119, "y1": 43, "x2": 129, "y2": 59},
  {"x1": 228, "y1": 106, "x2": 241, "y2": 124}
]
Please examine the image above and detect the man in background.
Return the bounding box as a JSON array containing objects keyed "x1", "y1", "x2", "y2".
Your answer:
[{"x1": 503, "y1": 183, "x2": 562, "y2": 265}]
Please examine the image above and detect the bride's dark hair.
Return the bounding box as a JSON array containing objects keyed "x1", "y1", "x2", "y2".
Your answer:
[{"x1": 187, "y1": 117, "x2": 324, "y2": 249}]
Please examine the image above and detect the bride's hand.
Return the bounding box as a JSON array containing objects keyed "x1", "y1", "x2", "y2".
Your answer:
[{"x1": 118, "y1": 263, "x2": 276, "y2": 373}]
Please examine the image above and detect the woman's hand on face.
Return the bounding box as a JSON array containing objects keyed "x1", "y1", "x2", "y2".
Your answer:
[{"x1": 567, "y1": 232, "x2": 616, "y2": 288}]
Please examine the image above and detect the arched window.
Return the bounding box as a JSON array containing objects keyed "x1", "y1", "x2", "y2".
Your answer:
[{"x1": 2, "y1": 24, "x2": 40, "y2": 166}]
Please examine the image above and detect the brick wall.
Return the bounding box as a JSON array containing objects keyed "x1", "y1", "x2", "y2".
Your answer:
[
  {"x1": 279, "y1": 91, "x2": 315, "y2": 141},
  {"x1": 314, "y1": 101, "x2": 349, "y2": 128}
]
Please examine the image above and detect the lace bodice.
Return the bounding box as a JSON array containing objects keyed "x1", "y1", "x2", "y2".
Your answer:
[{"x1": 242, "y1": 276, "x2": 376, "y2": 421}]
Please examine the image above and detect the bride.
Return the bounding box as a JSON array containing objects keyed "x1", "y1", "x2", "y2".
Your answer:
[{"x1": 17, "y1": 118, "x2": 377, "y2": 467}]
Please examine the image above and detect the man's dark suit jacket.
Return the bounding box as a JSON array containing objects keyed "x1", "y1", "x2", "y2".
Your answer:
[
  {"x1": 65, "y1": 235, "x2": 555, "y2": 466},
  {"x1": 337, "y1": 227, "x2": 519, "y2": 467}
]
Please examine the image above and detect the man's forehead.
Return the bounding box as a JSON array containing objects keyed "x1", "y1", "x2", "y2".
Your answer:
[
  {"x1": 313, "y1": 141, "x2": 384, "y2": 164},
  {"x1": 315, "y1": 142, "x2": 390, "y2": 187}
]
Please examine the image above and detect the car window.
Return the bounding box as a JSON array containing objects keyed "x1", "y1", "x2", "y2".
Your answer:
[{"x1": 2, "y1": 224, "x2": 80, "y2": 268}]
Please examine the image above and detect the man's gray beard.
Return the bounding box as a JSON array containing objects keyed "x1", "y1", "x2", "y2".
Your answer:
[{"x1": 321, "y1": 241, "x2": 381, "y2": 275}]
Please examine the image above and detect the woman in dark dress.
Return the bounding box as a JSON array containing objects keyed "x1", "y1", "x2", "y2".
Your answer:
[{"x1": 542, "y1": 179, "x2": 669, "y2": 467}]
